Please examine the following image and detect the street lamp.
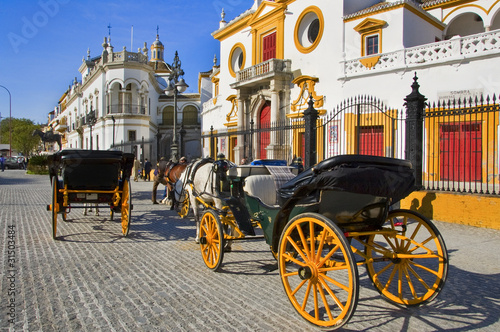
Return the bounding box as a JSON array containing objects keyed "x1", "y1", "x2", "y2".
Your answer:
[
  {"x1": 111, "y1": 115, "x2": 116, "y2": 147},
  {"x1": 86, "y1": 106, "x2": 97, "y2": 150},
  {"x1": 0, "y1": 85, "x2": 12, "y2": 158},
  {"x1": 165, "y1": 51, "x2": 188, "y2": 162}
]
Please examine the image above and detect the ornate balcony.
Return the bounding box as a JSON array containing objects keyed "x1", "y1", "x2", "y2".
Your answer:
[
  {"x1": 231, "y1": 58, "x2": 292, "y2": 89},
  {"x1": 340, "y1": 29, "x2": 500, "y2": 78}
]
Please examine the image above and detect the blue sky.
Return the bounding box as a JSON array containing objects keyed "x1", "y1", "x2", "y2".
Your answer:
[{"x1": 0, "y1": 0, "x2": 252, "y2": 124}]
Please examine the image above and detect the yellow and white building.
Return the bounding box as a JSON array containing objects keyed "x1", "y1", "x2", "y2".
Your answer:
[
  {"x1": 48, "y1": 34, "x2": 202, "y2": 164},
  {"x1": 201, "y1": 0, "x2": 500, "y2": 163}
]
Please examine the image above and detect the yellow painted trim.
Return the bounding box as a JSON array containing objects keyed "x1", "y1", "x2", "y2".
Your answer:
[
  {"x1": 225, "y1": 94, "x2": 238, "y2": 126},
  {"x1": 291, "y1": 75, "x2": 324, "y2": 113},
  {"x1": 443, "y1": 3, "x2": 489, "y2": 22},
  {"x1": 424, "y1": 0, "x2": 477, "y2": 10},
  {"x1": 294, "y1": 6, "x2": 325, "y2": 54},
  {"x1": 401, "y1": 191, "x2": 500, "y2": 230},
  {"x1": 213, "y1": 16, "x2": 252, "y2": 41},
  {"x1": 228, "y1": 43, "x2": 246, "y2": 78},
  {"x1": 359, "y1": 55, "x2": 381, "y2": 68}
]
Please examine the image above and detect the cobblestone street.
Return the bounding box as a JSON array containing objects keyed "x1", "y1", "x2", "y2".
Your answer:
[{"x1": 1, "y1": 170, "x2": 500, "y2": 331}]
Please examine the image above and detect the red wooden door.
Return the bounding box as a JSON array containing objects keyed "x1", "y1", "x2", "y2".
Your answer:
[
  {"x1": 262, "y1": 32, "x2": 276, "y2": 61},
  {"x1": 259, "y1": 103, "x2": 271, "y2": 159},
  {"x1": 359, "y1": 126, "x2": 384, "y2": 156},
  {"x1": 440, "y1": 123, "x2": 481, "y2": 181}
]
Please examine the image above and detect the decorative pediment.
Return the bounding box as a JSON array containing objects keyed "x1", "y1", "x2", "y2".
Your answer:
[
  {"x1": 354, "y1": 18, "x2": 386, "y2": 34},
  {"x1": 247, "y1": 1, "x2": 286, "y2": 28},
  {"x1": 289, "y1": 76, "x2": 325, "y2": 118}
]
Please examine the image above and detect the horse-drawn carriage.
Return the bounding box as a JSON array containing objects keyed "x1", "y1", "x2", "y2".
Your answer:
[
  {"x1": 47, "y1": 149, "x2": 134, "y2": 239},
  {"x1": 175, "y1": 154, "x2": 448, "y2": 329}
]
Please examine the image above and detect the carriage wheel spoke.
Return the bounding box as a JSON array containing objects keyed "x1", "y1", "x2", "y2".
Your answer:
[
  {"x1": 309, "y1": 221, "x2": 316, "y2": 261},
  {"x1": 317, "y1": 280, "x2": 334, "y2": 321},
  {"x1": 301, "y1": 281, "x2": 312, "y2": 311},
  {"x1": 315, "y1": 229, "x2": 327, "y2": 263},
  {"x1": 318, "y1": 244, "x2": 340, "y2": 268},
  {"x1": 402, "y1": 264, "x2": 418, "y2": 299},
  {"x1": 383, "y1": 263, "x2": 398, "y2": 292},
  {"x1": 291, "y1": 279, "x2": 307, "y2": 296},
  {"x1": 286, "y1": 235, "x2": 309, "y2": 263},
  {"x1": 313, "y1": 284, "x2": 320, "y2": 320},
  {"x1": 322, "y1": 273, "x2": 350, "y2": 292},
  {"x1": 319, "y1": 276, "x2": 345, "y2": 310},
  {"x1": 408, "y1": 260, "x2": 440, "y2": 278},
  {"x1": 296, "y1": 225, "x2": 311, "y2": 260}
]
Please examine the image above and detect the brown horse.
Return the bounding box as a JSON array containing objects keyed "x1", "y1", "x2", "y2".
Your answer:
[{"x1": 162, "y1": 163, "x2": 188, "y2": 209}]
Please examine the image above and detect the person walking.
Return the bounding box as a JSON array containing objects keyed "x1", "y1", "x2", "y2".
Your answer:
[
  {"x1": 144, "y1": 158, "x2": 152, "y2": 181},
  {"x1": 152, "y1": 157, "x2": 168, "y2": 204},
  {"x1": 0, "y1": 155, "x2": 5, "y2": 172}
]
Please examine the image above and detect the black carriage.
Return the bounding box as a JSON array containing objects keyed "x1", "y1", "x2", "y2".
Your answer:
[
  {"x1": 47, "y1": 149, "x2": 134, "y2": 239},
  {"x1": 178, "y1": 154, "x2": 448, "y2": 330}
]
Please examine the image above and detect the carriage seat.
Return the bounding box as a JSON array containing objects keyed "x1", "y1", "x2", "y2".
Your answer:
[
  {"x1": 243, "y1": 165, "x2": 296, "y2": 206},
  {"x1": 243, "y1": 175, "x2": 278, "y2": 206}
]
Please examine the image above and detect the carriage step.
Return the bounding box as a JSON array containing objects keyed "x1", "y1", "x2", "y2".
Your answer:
[{"x1": 223, "y1": 197, "x2": 255, "y2": 236}]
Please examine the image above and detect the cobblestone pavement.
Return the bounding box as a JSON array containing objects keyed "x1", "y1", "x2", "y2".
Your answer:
[{"x1": 1, "y1": 170, "x2": 500, "y2": 331}]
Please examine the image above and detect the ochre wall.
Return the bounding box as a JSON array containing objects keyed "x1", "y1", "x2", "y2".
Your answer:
[{"x1": 400, "y1": 191, "x2": 500, "y2": 230}]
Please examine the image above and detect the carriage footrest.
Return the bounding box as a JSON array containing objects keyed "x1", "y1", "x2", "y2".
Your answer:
[{"x1": 223, "y1": 197, "x2": 255, "y2": 236}]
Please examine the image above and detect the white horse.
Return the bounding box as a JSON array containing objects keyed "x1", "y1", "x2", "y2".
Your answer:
[{"x1": 175, "y1": 160, "x2": 233, "y2": 247}]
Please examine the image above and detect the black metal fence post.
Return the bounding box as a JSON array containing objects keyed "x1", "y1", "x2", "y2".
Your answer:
[
  {"x1": 303, "y1": 95, "x2": 318, "y2": 169},
  {"x1": 210, "y1": 125, "x2": 215, "y2": 159},
  {"x1": 404, "y1": 73, "x2": 426, "y2": 189}
]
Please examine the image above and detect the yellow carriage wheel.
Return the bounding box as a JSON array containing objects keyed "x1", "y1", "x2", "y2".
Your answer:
[
  {"x1": 278, "y1": 213, "x2": 359, "y2": 330},
  {"x1": 177, "y1": 191, "x2": 190, "y2": 218},
  {"x1": 51, "y1": 179, "x2": 59, "y2": 239},
  {"x1": 199, "y1": 210, "x2": 225, "y2": 271},
  {"x1": 365, "y1": 209, "x2": 448, "y2": 306},
  {"x1": 121, "y1": 179, "x2": 132, "y2": 236}
]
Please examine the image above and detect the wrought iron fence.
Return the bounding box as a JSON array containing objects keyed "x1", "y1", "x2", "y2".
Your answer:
[
  {"x1": 205, "y1": 91, "x2": 500, "y2": 196},
  {"x1": 423, "y1": 96, "x2": 500, "y2": 195}
]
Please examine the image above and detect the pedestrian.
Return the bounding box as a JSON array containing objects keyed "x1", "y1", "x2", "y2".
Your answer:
[
  {"x1": 240, "y1": 156, "x2": 248, "y2": 165},
  {"x1": 132, "y1": 157, "x2": 141, "y2": 182},
  {"x1": 0, "y1": 155, "x2": 5, "y2": 172},
  {"x1": 152, "y1": 157, "x2": 168, "y2": 204},
  {"x1": 144, "y1": 158, "x2": 152, "y2": 181}
]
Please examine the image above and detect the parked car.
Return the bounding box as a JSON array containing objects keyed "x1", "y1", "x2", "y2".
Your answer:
[{"x1": 4, "y1": 157, "x2": 23, "y2": 169}]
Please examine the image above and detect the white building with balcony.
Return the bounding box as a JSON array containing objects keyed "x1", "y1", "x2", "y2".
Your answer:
[
  {"x1": 201, "y1": 0, "x2": 500, "y2": 164},
  {"x1": 48, "y1": 34, "x2": 202, "y2": 165}
]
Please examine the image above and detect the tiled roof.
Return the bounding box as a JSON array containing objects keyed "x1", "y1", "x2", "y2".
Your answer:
[{"x1": 344, "y1": 0, "x2": 446, "y2": 20}]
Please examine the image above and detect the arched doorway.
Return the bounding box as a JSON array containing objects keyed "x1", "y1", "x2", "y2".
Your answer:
[{"x1": 259, "y1": 102, "x2": 271, "y2": 159}]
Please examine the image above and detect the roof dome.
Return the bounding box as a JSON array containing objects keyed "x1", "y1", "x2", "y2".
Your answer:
[{"x1": 152, "y1": 36, "x2": 163, "y2": 47}]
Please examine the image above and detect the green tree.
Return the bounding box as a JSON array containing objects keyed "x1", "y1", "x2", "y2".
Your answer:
[{"x1": 0, "y1": 118, "x2": 42, "y2": 156}]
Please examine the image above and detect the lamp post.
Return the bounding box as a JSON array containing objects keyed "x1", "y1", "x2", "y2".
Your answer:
[
  {"x1": 86, "y1": 106, "x2": 97, "y2": 150},
  {"x1": 0, "y1": 85, "x2": 12, "y2": 158},
  {"x1": 111, "y1": 115, "x2": 116, "y2": 147},
  {"x1": 164, "y1": 51, "x2": 188, "y2": 162}
]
